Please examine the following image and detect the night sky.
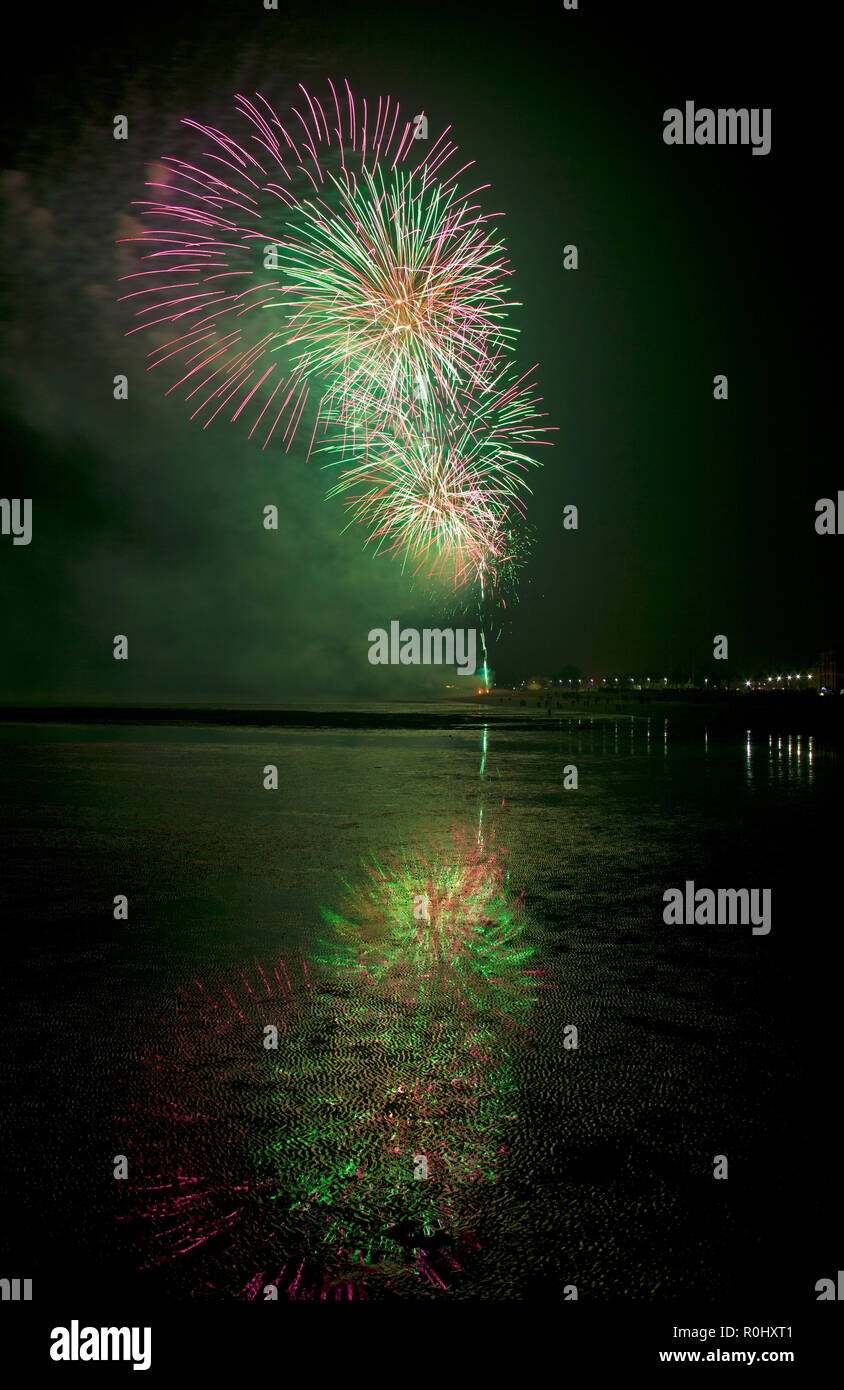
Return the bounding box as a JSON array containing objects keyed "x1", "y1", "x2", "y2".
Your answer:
[{"x1": 0, "y1": 2, "x2": 832, "y2": 700}]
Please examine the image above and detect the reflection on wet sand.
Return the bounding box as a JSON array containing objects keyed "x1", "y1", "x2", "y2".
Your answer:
[{"x1": 120, "y1": 759, "x2": 542, "y2": 1297}]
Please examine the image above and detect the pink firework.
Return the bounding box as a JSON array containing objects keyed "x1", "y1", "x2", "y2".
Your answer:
[{"x1": 119, "y1": 82, "x2": 515, "y2": 454}]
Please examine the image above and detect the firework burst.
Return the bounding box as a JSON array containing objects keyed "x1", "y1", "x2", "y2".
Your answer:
[
  {"x1": 319, "y1": 362, "x2": 551, "y2": 588},
  {"x1": 270, "y1": 162, "x2": 515, "y2": 429},
  {"x1": 121, "y1": 79, "x2": 552, "y2": 633},
  {"x1": 119, "y1": 82, "x2": 512, "y2": 451}
]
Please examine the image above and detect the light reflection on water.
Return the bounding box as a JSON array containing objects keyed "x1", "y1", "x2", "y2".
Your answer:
[
  {"x1": 0, "y1": 712, "x2": 835, "y2": 1300},
  {"x1": 549, "y1": 715, "x2": 823, "y2": 789},
  {"x1": 120, "y1": 728, "x2": 543, "y2": 1299}
]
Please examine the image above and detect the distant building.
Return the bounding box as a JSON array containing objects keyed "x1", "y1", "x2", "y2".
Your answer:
[{"x1": 817, "y1": 649, "x2": 840, "y2": 691}]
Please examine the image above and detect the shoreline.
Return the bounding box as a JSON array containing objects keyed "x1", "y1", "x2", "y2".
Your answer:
[{"x1": 0, "y1": 692, "x2": 840, "y2": 739}]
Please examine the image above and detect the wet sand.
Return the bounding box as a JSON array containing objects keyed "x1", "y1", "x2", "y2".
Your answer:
[{"x1": 0, "y1": 710, "x2": 837, "y2": 1299}]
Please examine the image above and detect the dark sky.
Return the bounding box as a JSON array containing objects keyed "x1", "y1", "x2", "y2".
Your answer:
[{"x1": 0, "y1": 1, "x2": 834, "y2": 700}]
